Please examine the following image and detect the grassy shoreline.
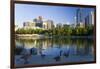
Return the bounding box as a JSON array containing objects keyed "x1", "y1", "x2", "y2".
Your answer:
[{"x1": 16, "y1": 34, "x2": 94, "y2": 40}]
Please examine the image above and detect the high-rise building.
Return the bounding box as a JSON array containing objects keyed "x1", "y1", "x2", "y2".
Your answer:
[
  {"x1": 56, "y1": 23, "x2": 62, "y2": 28},
  {"x1": 74, "y1": 16, "x2": 77, "y2": 27},
  {"x1": 90, "y1": 11, "x2": 94, "y2": 25},
  {"x1": 43, "y1": 21, "x2": 48, "y2": 29},
  {"x1": 23, "y1": 16, "x2": 54, "y2": 30},
  {"x1": 84, "y1": 11, "x2": 94, "y2": 27},
  {"x1": 33, "y1": 18, "x2": 38, "y2": 23},
  {"x1": 76, "y1": 8, "x2": 80, "y2": 24},
  {"x1": 76, "y1": 8, "x2": 84, "y2": 27},
  {"x1": 23, "y1": 22, "x2": 35, "y2": 29},
  {"x1": 34, "y1": 16, "x2": 43, "y2": 28},
  {"x1": 84, "y1": 15, "x2": 90, "y2": 27},
  {"x1": 42, "y1": 20, "x2": 54, "y2": 30},
  {"x1": 46, "y1": 20, "x2": 54, "y2": 29}
]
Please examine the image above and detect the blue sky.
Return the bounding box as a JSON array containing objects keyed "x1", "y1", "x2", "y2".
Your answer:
[{"x1": 15, "y1": 4, "x2": 94, "y2": 27}]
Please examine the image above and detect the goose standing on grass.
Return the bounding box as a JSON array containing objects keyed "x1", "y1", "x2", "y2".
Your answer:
[
  {"x1": 54, "y1": 50, "x2": 62, "y2": 61},
  {"x1": 20, "y1": 49, "x2": 31, "y2": 64}
]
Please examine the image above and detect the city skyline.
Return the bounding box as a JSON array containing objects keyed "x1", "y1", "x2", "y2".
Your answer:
[{"x1": 15, "y1": 3, "x2": 95, "y2": 27}]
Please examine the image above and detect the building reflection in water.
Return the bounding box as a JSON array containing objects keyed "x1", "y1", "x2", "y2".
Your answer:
[{"x1": 15, "y1": 38, "x2": 94, "y2": 57}]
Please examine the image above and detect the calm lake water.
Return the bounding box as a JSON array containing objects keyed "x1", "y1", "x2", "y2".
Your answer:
[{"x1": 15, "y1": 37, "x2": 95, "y2": 67}]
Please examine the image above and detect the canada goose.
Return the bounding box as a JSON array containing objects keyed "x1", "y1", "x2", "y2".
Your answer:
[
  {"x1": 30, "y1": 48, "x2": 37, "y2": 55},
  {"x1": 20, "y1": 49, "x2": 31, "y2": 64},
  {"x1": 39, "y1": 51, "x2": 46, "y2": 58},
  {"x1": 30, "y1": 49, "x2": 32, "y2": 55},
  {"x1": 63, "y1": 50, "x2": 69, "y2": 57},
  {"x1": 20, "y1": 53, "x2": 31, "y2": 64},
  {"x1": 41, "y1": 54, "x2": 46, "y2": 58},
  {"x1": 54, "y1": 50, "x2": 62, "y2": 61}
]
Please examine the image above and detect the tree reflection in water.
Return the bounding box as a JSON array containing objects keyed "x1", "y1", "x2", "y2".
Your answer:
[{"x1": 15, "y1": 37, "x2": 94, "y2": 66}]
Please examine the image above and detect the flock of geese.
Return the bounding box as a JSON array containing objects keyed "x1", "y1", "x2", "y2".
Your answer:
[
  {"x1": 19, "y1": 48, "x2": 70, "y2": 64},
  {"x1": 38, "y1": 49, "x2": 70, "y2": 61},
  {"x1": 54, "y1": 50, "x2": 69, "y2": 61}
]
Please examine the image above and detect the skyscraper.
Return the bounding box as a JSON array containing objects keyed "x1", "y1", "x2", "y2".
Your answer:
[
  {"x1": 56, "y1": 23, "x2": 62, "y2": 28},
  {"x1": 84, "y1": 11, "x2": 94, "y2": 27},
  {"x1": 90, "y1": 11, "x2": 94, "y2": 25},
  {"x1": 74, "y1": 16, "x2": 77, "y2": 27},
  {"x1": 76, "y1": 8, "x2": 80, "y2": 24},
  {"x1": 46, "y1": 20, "x2": 54, "y2": 29},
  {"x1": 43, "y1": 21, "x2": 48, "y2": 29},
  {"x1": 85, "y1": 15, "x2": 90, "y2": 27},
  {"x1": 34, "y1": 16, "x2": 43, "y2": 28},
  {"x1": 76, "y1": 8, "x2": 84, "y2": 27}
]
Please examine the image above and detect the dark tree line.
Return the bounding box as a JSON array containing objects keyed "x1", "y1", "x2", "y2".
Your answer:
[{"x1": 16, "y1": 25, "x2": 94, "y2": 36}]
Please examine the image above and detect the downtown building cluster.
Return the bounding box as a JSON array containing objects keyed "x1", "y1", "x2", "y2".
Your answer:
[
  {"x1": 23, "y1": 16, "x2": 54, "y2": 30},
  {"x1": 15, "y1": 8, "x2": 94, "y2": 31},
  {"x1": 75, "y1": 8, "x2": 94, "y2": 28}
]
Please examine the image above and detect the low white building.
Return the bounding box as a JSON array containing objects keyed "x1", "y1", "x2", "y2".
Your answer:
[{"x1": 15, "y1": 25, "x2": 19, "y2": 31}]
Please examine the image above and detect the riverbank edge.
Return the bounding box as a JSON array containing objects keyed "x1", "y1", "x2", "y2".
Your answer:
[{"x1": 15, "y1": 34, "x2": 94, "y2": 40}]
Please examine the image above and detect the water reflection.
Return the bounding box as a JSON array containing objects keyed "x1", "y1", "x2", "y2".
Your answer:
[{"x1": 15, "y1": 38, "x2": 94, "y2": 66}]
